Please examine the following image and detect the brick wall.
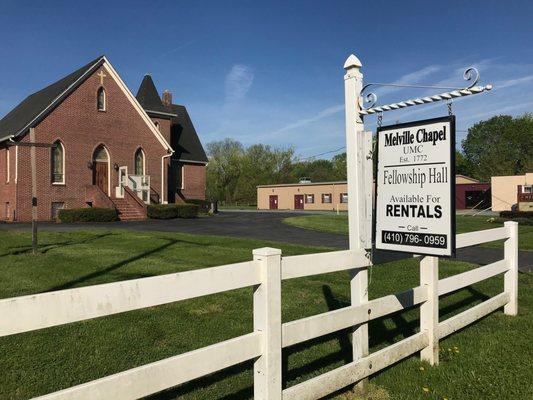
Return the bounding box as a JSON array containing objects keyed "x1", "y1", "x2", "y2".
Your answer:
[
  {"x1": 11, "y1": 65, "x2": 170, "y2": 221},
  {"x1": 150, "y1": 116, "x2": 172, "y2": 144},
  {"x1": 0, "y1": 146, "x2": 17, "y2": 220},
  {"x1": 181, "y1": 163, "x2": 206, "y2": 200}
]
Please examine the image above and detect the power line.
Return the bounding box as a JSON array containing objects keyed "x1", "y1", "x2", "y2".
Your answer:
[
  {"x1": 299, "y1": 146, "x2": 346, "y2": 161},
  {"x1": 299, "y1": 129, "x2": 469, "y2": 161}
]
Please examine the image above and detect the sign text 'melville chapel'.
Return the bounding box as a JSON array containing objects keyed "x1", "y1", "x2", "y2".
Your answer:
[{"x1": 382, "y1": 125, "x2": 448, "y2": 190}]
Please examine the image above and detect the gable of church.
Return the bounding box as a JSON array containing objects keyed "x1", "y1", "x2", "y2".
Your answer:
[{"x1": 0, "y1": 56, "x2": 172, "y2": 153}]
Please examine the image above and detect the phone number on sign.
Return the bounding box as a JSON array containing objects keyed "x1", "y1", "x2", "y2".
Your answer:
[{"x1": 381, "y1": 231, "x2": 447, "y2": 249}]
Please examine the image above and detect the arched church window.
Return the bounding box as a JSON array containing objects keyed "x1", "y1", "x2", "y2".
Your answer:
[
  {"x1": 135, "y1": 148, "x2": 145, "y2": 175},
  {"x1": 97, "y1": 87, "x2": 106, "y2": 111},
  {"x1": 51, "y1": 140, "x2": 65, "y2": 184}
]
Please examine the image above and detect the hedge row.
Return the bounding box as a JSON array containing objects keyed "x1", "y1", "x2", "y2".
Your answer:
[
  {"x1": 499, "y1": 211, "x2": 533, "y2": 219},
  {"x1": 147, "y1": 204, "x2": 199, "y2": 219},
  {"x1": 497, "y1": 211, "x2": 533, "y2": 226},
  {"x1": 186, "y1": 199, "x2": 211, "y2": 214},
  {"x1": 58, "y1": 207, "x2": 118, "y2": 223}
]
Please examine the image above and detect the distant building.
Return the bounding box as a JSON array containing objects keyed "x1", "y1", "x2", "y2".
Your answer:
[
  {"x1": 257, "y1": 181, "x2": 348, "y2": 211},
  {"x1": 258, "y1": 175, "x2": 493, "y2": 212},
  {"x1": 491, "y1": 173, "x2": 533, "y2": 212},
  {"x1": 455, "y1": 175, "x2": 491, "y2": 210}
]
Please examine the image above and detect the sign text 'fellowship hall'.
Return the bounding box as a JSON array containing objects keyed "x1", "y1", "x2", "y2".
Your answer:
[{"x1": 375, "y1": 116, "x2": 456, "y2": 257}]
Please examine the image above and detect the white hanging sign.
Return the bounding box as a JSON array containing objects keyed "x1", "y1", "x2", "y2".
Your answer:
[{"x1": 375, "y1": 116, "x2": 456, "y2": 257}]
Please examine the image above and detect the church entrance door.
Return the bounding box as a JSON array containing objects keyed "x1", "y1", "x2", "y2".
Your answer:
[
  {"x1": 93, "y1": 162, "x2": 108, "y2": 194},
  {"x1": 92, "y1": 145, "x2": 110, "y2": 195}
]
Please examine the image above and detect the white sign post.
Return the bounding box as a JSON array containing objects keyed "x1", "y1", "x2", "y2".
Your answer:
[{"x1": 375, "y1": 116, "x2": 456, "y2": 257}]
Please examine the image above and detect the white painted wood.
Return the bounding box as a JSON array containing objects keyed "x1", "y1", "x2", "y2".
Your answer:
[
  {"x1": 35, "y1": 332, "x2": 262, "y2": 400},
  {"x1": 363, "y1": 131, "x2": 373, "y2": 249},
  {"x1": 420, "y1": 256, "x2": 439, "y2": 365},
  {"x1": 344, "y1": 54, "x2": 370, "y2": 390},
  {"x1": 253, "y1": 247, "x2": 282, "y2": 400},
  {"x1": 0, "y1": 261, "x2": 259, "y2": 337},
  {"x1": 282, "y1": 286, "x2": 427, "y2": 348},
  {"x1": 3, "y1": 220, "x2": 518, "y2": 400},
  {"x1": 281, "y1": 249, "x2": 369, "y2": 280},
  {"x1": 456, "y1": 227, "x2": 508, "y2": 248},
  {"x1": 344, "y1": 53, "x2": 365, "y2": 251},
  {"x1": 504, "y1": 221, "x2": 518, "y2": 315},
  {"x1": 438, "y1": 292, "x2": 510, "y2": 339},
  {"x1": 282, "y1": 332, "x2": 428, "y2": 400},
  {"x1": 350, "y1": 267, "x2": 369, "y2": 382},
  {"x1": 439, "y1": 259, "x2": 508, "y2": 296}
]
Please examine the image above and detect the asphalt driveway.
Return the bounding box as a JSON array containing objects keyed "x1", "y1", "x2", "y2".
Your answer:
[{"x1": 1, "y1": 210, "x2": 531, "y2": 271}]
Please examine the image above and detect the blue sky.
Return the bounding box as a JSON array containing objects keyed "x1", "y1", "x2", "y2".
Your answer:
[{"x1": 1, "y1": 0, "x2": 532, "y2": 159}]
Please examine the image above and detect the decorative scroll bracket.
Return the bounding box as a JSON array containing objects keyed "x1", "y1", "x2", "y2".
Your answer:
[{"x1": 359, "y1": 67, "x2": 492, "y2": 116}]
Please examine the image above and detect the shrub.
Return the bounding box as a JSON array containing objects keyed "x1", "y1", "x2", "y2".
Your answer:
[
  {"x1": 147, "y1": 204, "x2": 199, "y2": 219},
  {"x1": 499, "y1": 211, "x2": 533, "y2": 219},
  {"x1": 58, "y1": 207, "x2": 118, "y2": 223},
  {"x1": 186, "y1": 199, "x2": 211, "y2": 214},
  {"x1": 497, "y1": 211, "x2": 533, "y2": 226}
]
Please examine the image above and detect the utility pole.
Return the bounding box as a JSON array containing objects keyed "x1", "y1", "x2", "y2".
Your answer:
[
  {"x1": 7, "y1": 132, "x2": 56, "y2": 255},
  {"x1": 29, "y1": 128, "x2": 38, "y2": 254}
]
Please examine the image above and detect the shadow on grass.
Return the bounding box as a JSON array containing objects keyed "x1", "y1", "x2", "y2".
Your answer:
[
  {"x1": 145, "y1": 283, "x2": 496, "y2": 400},
  {"x1": 46, "y1": 238, "x2": 179, "y2": 292},
  {"x1": 0, "y1": 232, "x2": 114, "y2": 257},
  {"x1": 147, "y1": 360, "x2": 254, "y2": 400}
]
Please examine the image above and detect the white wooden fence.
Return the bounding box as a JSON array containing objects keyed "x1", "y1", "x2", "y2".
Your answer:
[{"x1": 0, "y1": 222, "x2": 518, "y2": 400}]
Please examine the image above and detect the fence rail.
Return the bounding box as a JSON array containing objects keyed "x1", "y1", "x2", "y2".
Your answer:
[{"x1": 1, "y1": 222, "x2": 519, "y2": 400}]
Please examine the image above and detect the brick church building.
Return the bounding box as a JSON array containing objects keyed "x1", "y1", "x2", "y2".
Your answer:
[{"x1": 0, "y1": 55, "x2": 207, "y2": 221}]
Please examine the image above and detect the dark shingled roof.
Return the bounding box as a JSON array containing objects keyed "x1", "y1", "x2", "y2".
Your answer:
[
  {"x1": 135, "y1": 75, "x2": 171, "y2": 115},
  {"x1": 0, "y1": 55, "x2": 105, "y2": 142},
  {"x1": 135, "y1": 75, "x2": 207, "y2": 164},
  {"x1": 169, "y1": 104, "x2": 208, "y2": 163}
]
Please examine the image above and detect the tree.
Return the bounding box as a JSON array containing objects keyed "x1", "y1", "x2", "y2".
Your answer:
[
  {"x1": 462, "y1": 114, "x2": 533, "y2": 181},
  {"x1": 234, "y1": 144, "x2": 294, "y2": 202},
  {"x1": 331, "y1": 152, "x2": 347, "y2": 180},
  {"x1": 206, "y1": 139, "x2": 295, "y2": 204},
  {"x1": 205, "y1": 139, "x2": 244, "y2": 203},
  {"x1": 455, "y1": 150, "x2": 474, "y2": 177},
  {"x1": 290, "y1": 159, "x2": 338, "y2": 182}
]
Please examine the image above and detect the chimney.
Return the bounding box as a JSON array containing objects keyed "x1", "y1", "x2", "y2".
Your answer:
[{"x1": 162, "y1": 90, "x2": 172, "y2": 106}]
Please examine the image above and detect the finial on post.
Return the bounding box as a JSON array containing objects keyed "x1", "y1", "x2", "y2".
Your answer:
[{"x1": 344, "y1": 54, "x2": 362, "y2": 70}]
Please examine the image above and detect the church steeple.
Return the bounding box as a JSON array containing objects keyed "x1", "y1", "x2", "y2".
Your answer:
[{"x1": 135, "y1": 75, "x2": 168, "y2": 114}]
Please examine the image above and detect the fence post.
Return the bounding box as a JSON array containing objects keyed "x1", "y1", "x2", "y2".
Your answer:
[
  {"x1": 420, "y1": 256, "x2": 439, "y2": 365},
  {"x1": 344, "y1": 54, "x2": 370, "y2": 390},
  {"x1": 252, "y1": 247, "x2": 282, "y2": 400},
  {"x1": 504, "y1": 221, "x2": 518, "y2": 316}
]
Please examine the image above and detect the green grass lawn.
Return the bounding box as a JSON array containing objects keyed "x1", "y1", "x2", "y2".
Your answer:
[
  {"x1": 283, "y1": 214, "x2": 533, "y2": 250},
  {"x1": 0, "y1": 229, "x2": 531, "y2": 400}
]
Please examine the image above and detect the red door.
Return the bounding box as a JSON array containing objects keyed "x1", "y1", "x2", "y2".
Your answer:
[
  {"x1": 93, "y1": 161, "x2": 108, "y2": 195},
  {"x1": 269, "y1": 195, "x2": 278, "y2": 210},
  {"x1": 294, "y1": 194, "x2": 304, "y2": 210}
]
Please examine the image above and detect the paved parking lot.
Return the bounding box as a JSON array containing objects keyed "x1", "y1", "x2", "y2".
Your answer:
[{"x1": 1, "y1": 210, "x2": 531, "y2": 270}]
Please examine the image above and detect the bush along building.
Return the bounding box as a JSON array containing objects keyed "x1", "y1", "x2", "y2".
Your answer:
[{"x1": 0, "y1": 55, "x2": 207, "y2": 221}]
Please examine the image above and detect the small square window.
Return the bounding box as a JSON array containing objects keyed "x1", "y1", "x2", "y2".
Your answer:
[
  {"x1": 322, "y1": 193, "x2": 332, "y2": 204},
  {"x1": 51, "y1": 202, "x2": 65, "y2": 220},
  {"x1": 340, "y1": 193, "x2": 348, "y2": 203},
  {"x1": 305, "y1": 194, "x2": 314, "y2": 204}
]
